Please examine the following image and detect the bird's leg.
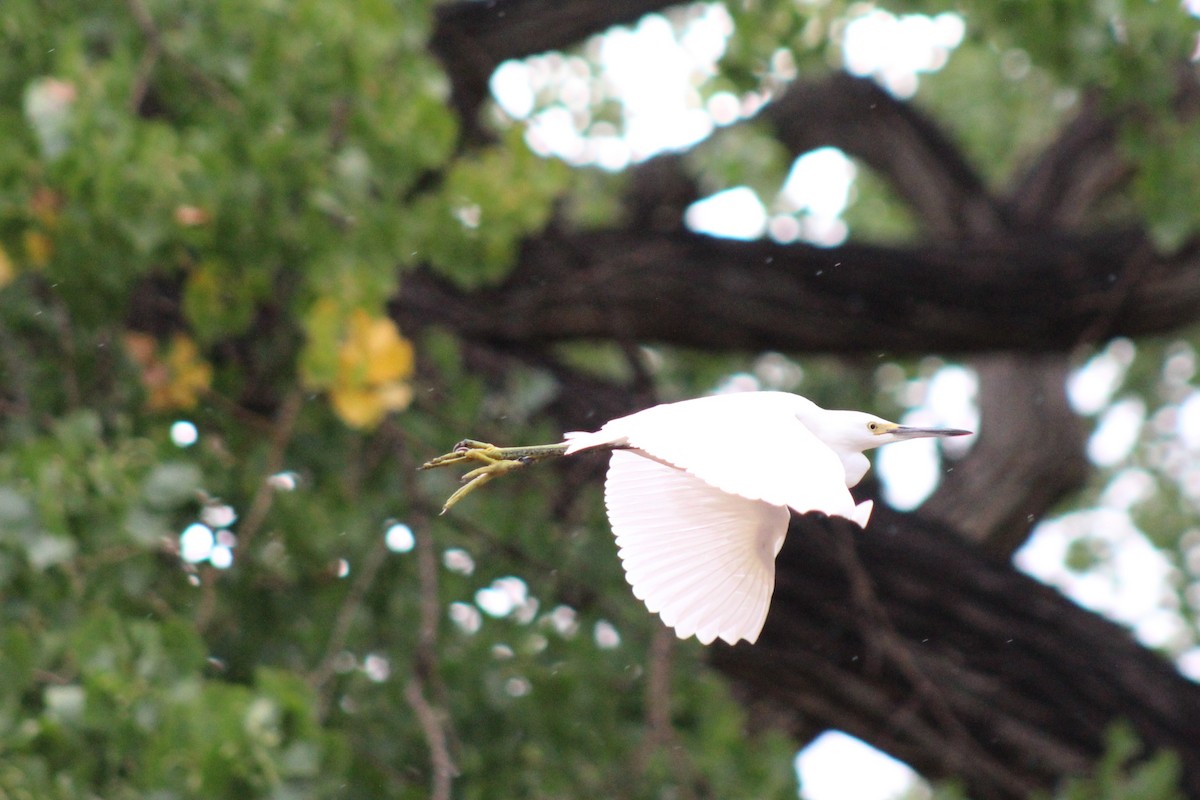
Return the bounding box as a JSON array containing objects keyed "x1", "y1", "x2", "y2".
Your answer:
[{"x1": 419, "y1": 439, "x2": 569, "y2": 513}]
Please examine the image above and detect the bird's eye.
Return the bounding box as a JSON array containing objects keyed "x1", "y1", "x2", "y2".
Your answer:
[{"x1": 867, "y1": 421, "x2": 881, "y2": 433}]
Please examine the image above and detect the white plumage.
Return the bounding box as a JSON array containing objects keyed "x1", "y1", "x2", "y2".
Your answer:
[
  {"x1": 564, "y1": 391, "x2": 968, "y2": 645},
  {"x1": 604, "y1": 449, "x2": 787, "y2": 644}
]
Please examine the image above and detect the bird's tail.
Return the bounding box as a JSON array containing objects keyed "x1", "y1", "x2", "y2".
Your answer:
[
  {"x1": 849, "y1": 499, "x2": 874, "y2": 528},
  {"x1": 561, "y1": 429, "x2": 627, "y2": 455}
]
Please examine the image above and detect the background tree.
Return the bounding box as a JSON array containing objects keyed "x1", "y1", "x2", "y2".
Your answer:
[{"x1": 2, "y1": 1, "x2": 1200, "y2": 798}]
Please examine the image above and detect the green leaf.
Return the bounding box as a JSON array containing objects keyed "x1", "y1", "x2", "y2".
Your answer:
[{"x1": 142, "y1": 462, "x2": 202, "y2": 510}]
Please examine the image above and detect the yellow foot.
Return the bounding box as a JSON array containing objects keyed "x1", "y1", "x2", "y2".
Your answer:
[
  {"x1": 419, "y1": 439, "x2": 568, "y2": 513},
  {"x1": 419, "y1": 440, "x2": 507, "y2": 471}
]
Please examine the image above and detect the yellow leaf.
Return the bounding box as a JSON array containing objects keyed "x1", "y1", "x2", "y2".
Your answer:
[
  {"x1": 331, "y1": 385, "x2": 386, "y2": 429},
  {"x1": 123, "y1": 332, "x2": 212, "y2": 411},
  {"x1": 23, "y1": 230, "x2": 53, "y2": 267},
  {"x1": 377, "y1": 381, "x2": 414, "y2": 412},
  {"x1": 365, "y1": 318, "x2": 415, "y2": 384},
  {"x1": 325, "y1": 308, "x2": 415, "y2": 429},
  {"x1": 164, "y1": 335, "x2": 213, "y2": 410},
  {"x1": 0, "y1": 244, "x2": 15, "y2": 289},
  {"x1": 334, "y1": 310, "x2": 413, "y2": 383}
]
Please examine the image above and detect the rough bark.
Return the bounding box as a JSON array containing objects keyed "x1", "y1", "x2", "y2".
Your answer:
[
  {"x1": 713, "y1": 510, "x2": 1200, "y2": 800},
  {"x1": 393, "y1": 228, "x2": 1199, "y2": 355},
  {"x1": 922, "y1": 353, "x2": 1090, "y2": 557},
  {"x1": 763, "y1": 73, "x2": 1002, "y2": 235}
]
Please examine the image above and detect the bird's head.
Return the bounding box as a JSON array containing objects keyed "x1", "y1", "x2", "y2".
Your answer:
[
  {"x1": 803, "y1": 408, "x2": 973, "y2": 455},
  {"x1": 854, "y1": 412, "x2": 974, "y2": 450}
]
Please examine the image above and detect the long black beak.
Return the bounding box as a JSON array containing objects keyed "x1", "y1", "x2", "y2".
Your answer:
[{"x1": 892, "y1": 426, "x2": 973, "y2": 439}]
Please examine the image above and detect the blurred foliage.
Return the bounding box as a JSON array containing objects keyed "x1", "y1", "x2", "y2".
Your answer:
[
  {"x1": 687, "y1": 121, "x2": 794, "y2": 204},
  {"x1": 915, "y1": 36, "x2": 1074, "y2": 187},
  {"x1": 918, "y1": 724, "x2": 1183, "y2": 799},
  {"x1": 0, "y1": 0, "x2": 1199, "y2": 798},
  {"x1": 1053, "y1": 723, "x2": 1183, "y2": 800}
]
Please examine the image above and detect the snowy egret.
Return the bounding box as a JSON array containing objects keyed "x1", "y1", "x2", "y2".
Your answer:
[{"x1": 421, "y1": 391, "x2": 971, "y2": 646}]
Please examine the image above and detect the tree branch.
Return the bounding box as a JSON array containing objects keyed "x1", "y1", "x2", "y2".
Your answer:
[
  {"x1": 711, "y1": 512, "x2": 1200, "y2": 800},
  {"x1": 923, "y1": 353, "x2": 1090, "y2": 556},
  {"x1": 1005, "y1": 92, "x2": 1129, "y2": 227},
  {"x1": 393, "y1": 228, "x2": 1200, "y2": 355},
  {"x1": 431, "y1": 0, "x2": 678, "y2": 142},
  {"x1": 406, "y1": 522, "x2": 458, "y2": 799},
  {"x1": 763, "y1": 74, "x2": 1003, "y2": 235}
]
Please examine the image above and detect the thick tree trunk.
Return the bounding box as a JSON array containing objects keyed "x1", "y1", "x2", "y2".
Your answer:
[{"x1": 712, "y1": 510, "x2": 1200, "y2": 799}]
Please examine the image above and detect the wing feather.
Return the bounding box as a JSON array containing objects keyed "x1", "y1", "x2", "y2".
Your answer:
[
  {"x1": 604, "y1": 449, "x2": 788, "y2": 645},
  {"x1": 685, "y1": 558, "x2": 760, "y2": 644}
]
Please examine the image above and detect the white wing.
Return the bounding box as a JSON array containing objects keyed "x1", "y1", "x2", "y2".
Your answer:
[
  {"x1": 604, "y1": 449, "x2": 788, "y2": 645},
  {"x1": 572, "y1": 393, "x2": 860, "y2": 521}
]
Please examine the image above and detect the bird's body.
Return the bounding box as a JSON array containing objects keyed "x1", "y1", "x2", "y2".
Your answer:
[
  {"x1": 423, "y1": 390, "x2": 971, "y2": 647},
  {"x1": 562, "y1": 392, "x2": 970, "y2": 646}
]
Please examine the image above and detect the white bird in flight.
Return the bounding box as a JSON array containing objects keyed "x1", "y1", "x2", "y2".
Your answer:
[{"x1": 422, "y1": 391, "x2": 971, "y2": 646}]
